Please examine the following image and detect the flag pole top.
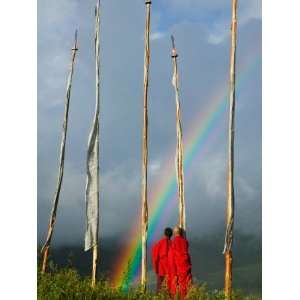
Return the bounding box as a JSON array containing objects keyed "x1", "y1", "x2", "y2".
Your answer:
[
  {"x1": 145, "y1": 0, "x2": 151, "y2": 5},
  {"x1": 72, "y1": 30, "x2": 79, "y2": 52},
  {"x1": 171, "y1": 35, "x2": 178, "y2": 58},
  {"x1": 95, "y1": 0, "x2": 100, "y2": 16}
]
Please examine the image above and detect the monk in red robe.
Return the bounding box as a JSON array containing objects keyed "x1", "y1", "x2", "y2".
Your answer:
[
  {"x1": 152, "y1": 227, "x2": 173, "y2": 293},
  {"x1": 168, "y1": 226, "x2": 192, "y2": 299}
]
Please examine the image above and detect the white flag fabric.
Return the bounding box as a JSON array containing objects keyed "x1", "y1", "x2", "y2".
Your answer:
[
  {"x1": 223, "y1": 217, "x2": 234, "y2": 253},
  {"x1": 41, "y1": 32, "x2": 78, "y2": 255},
  {"x1": 172, "y1": 69, "x2": 177, "y2": 88},
  {"x1": 85, "y1": 121, "x2": 99, "y2": 251},
  {"x1": 85, "y1": 1, "x2": 100, "y2": 252}
]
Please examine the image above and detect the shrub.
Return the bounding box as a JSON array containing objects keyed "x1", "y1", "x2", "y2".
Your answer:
[{"x1": 37, "y1": 268, "x2": 261, "y2": 300}]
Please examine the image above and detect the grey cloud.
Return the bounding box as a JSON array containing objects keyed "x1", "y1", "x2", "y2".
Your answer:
[
  {"x1": 157, "y1": 0, "x2": 261, "y2": 43},
  {"x1": 38, "y1": 1, "x2": 261, "y2": 246}
]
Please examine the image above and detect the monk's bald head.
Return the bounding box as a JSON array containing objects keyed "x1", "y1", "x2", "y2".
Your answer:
[{"x1": 173, "y1": 226, "x2": 183, "y2": 236}]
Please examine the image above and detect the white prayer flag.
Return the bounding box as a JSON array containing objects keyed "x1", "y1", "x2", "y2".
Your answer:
[{"x1": 85, "y1": 1, "x2": 101, "y2": 252}]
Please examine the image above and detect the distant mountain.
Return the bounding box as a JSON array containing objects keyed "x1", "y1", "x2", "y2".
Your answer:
[
  {"x1": 38, "y1": 230, "x2": 261, "y2": 294},
  {"x1": 189, "y1": 230, "x2": 261, "y2": 293}
]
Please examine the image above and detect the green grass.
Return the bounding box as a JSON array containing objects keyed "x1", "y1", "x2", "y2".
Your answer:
[{"x1": 37, "y1": 267, "x2": 261, "y2": 300}]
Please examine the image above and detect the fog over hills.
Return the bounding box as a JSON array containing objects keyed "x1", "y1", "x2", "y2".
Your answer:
[{"x1": 38, "y1": 228, "x2": 261, "y2": 294}]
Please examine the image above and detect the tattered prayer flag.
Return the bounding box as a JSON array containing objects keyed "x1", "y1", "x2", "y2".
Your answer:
[
  {"x1": 41, "y1": 31, "x2": 78, "y2": 273},
  {"x1": 171, "y1": 35, "x2": 186, "y2": 230},
  {"x1": 85, "y1": 0, "x2": 101, "y2": 253}
]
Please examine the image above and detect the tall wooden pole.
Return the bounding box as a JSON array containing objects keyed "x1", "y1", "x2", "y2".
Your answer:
[
  {"x1": 171, "y1": 35, "x2": 186, "y2": 230},
  {"x1": 223, "y1": 0, "x2": 238, "y2": 299},
  {"x1": 141, "y1": 0, "x2": 151, "y2": 292},
  {"x1": 91, "y1": 0, "x2": 101, "y2": 288},
  {"x1": 40, "y1": 31, "x2": 78, "y2": 273}
]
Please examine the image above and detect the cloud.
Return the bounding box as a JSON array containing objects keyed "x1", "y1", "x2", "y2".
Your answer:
[
  {"x1": 157, "y1": 0, "x2": 261, "y2": 44},
  {"x1": 149, "y1": 160, "x2": 161, "y2": 175},
  {"x1": 150, "y1": 31, "x2": 165, "y2": 41},
  {"x1": 161, "y1": 0, "x2": 261, "y2": 20}
]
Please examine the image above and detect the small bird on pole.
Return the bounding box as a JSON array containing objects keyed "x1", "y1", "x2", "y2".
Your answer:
[{"x1": 40, "y1": 30, "x2": 78, "y2": 274}]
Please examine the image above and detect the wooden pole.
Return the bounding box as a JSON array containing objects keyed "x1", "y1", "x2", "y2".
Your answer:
[
  {"x1": 91, "y1": 0, "x2": 101, "y2": 288},
  {"x1": 224, "y1": 0, "x2": 238, "y2": 298},
  {"x1": 171, "y1": 35, "x2": 186, "y2": 231},
  {"x1": 92, "y1": 245, "x2": 98, "y2": 287},
  {"x1": 141, "y1": 0, "x2": 151, "y2": 292},
  {"x1": 40, "y1": 31, "x2": 78, "y2": 273}
]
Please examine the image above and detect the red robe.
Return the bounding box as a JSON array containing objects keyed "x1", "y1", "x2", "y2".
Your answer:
[
  {"x1": 152, "y1": 237, "x2": 172, "y2": 291},
  {"x1": 168, "y1": 235, "x2": 192, "y2": 299}
]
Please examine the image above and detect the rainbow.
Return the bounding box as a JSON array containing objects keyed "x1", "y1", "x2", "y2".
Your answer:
[{"x1": 111, "y1": 55, "x2": 261, "y2": 290}]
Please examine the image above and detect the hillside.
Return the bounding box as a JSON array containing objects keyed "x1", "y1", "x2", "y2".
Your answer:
[{"x1": 38, "y1": 230, "x2": 261, "y2": 294}]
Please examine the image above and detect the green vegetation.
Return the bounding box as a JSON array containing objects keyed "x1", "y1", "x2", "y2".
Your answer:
[{"x1": 37, "y1": 268, "x2": 261, "y2": 300}]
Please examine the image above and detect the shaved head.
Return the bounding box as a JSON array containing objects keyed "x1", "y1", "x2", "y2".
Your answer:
[{"x1": 174, "y1": 226, "x2": 182, "y2": 236}]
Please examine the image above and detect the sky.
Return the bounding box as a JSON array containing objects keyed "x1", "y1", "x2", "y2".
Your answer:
[{"x1": 37, "y1": 0, "x2": 261, "y2": 246}]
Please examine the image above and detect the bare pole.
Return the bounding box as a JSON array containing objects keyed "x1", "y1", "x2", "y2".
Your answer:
[
  {"x1": 92, "y1": 243, "x2": 98, "y2": 287},
  {"x1": 223, "y1": 0, "x2": 238, "y2": 299},
  {"x1": 91, "y1": 0, "x2": 101, "y2": 288},
  {"x1": 171, "y1": 35, "x2": 186, "y2": 230},
  {"x1": 40, "y1": 31, "x2": 78, "y2": 273},
  {"x1": 141, "y1": 0, "x2": 151, "y2": 292}
]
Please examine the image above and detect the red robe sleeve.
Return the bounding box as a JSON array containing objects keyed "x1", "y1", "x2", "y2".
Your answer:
[
  {"x1": 152, "y1": 242, "x2": 159, "y2": 274},
  {"x1": 167, "y1": 242, "x2": 178, "y2": 295},
  {"x1": 168, "y1": 243, "x2": 177, "y2": 276}
]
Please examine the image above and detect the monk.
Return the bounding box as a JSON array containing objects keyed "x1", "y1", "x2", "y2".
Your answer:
[
  {"x1": 152, "y1": 227, "x2": 173, "y2": 293},
  {"x1": 168, "y1": 226, "x2": 192, "y2": 299}
]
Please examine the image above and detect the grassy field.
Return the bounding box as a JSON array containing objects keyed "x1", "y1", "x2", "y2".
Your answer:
[{"x1": 37, "y1": 268, "x2": 261, "y2": 300}]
